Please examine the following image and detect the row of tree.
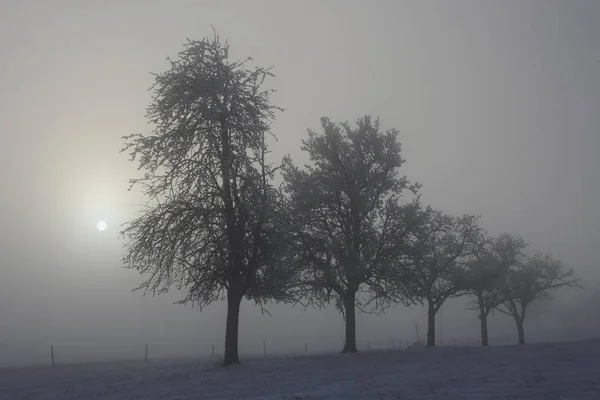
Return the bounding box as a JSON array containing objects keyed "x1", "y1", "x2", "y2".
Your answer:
[{"x1": 121, "y1": 33, "x2": 579, "y2": 366}]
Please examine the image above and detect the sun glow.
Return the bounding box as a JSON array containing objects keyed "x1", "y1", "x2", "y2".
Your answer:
[{"x1": 96, "y1": 221, "x2": 107, "y2": 231}]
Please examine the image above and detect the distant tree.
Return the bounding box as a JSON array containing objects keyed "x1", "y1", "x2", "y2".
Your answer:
[
  {"x1": 401, "y1": 207, "x2": 481, "y2": 347},
  {"x1": 282, "y1": 116, "x2": 419, "y2": 353},
  {"x1": 496, "y1": 252, "x2": 580, "y2": 345},
  {"x1": 461, "y1": 233, "x2": 527, "y2": 346},
  {"x1": 120, "y1": 32, "x2": 298, "y2": 366}
]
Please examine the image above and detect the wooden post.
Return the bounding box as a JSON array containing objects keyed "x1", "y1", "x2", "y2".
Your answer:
[
  {"x1": 51, "y1": 345, "x2": 55, "y2": 368},
  {"x1": 263, "y1": 340, "x2": 266, "y2": 356},
  {"x1": 145, "y1": 344, "x2": 148, "y2": 362},
  {"x1": 212, "y1": 344, "x2": 215, "y2": 357}
]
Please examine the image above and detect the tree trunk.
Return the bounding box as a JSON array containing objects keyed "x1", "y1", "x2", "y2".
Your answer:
[
  {"x1": 342, "y1": 292, "x2": 358, "y2": 353},
  {"x1": 478, "y1": 294, "x2": 489, "y2": 347},
  {"x1": 480, "y1": 312, "x2": 489, "y2": 347},
  {"x1": 427, "y1": 301, "x2": 436, "y2": 347},
  {"x1": 223, "y1": 288, "x2": 242, "y2": 365},
  {"x1": 516, "y1": 317, "x2": 525, "y2": 345},
  {"x1": 220, "y1": 115, "x2": 243, "y2": 366}
]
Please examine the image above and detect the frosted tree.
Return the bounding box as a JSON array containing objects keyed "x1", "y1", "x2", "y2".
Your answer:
[
  {"x1": 121, "y1": 32, "x2": 299, "y2": 366},
  {"x1": 496, "y1": 252, "x2": 580, "y2": 345},
  {"x1": 282, "y1": 116, "x2": 419, "y2": 353},
  {"x1": 461, "y1": 233, "x2": 527, "y2": 346},
  {"x1": 401, "y1": 207, "x2": 481, "y2": 347}
]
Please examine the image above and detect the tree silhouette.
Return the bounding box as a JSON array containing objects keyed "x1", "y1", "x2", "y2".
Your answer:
[
  {"x1": 121, "y1": 32, "x2": 297, "y2": 366},
  {"x1": 496, "y1": 252, "x2": 580, "y2": 345},
  {"x1": 461, "y1": 233, "x2": 527, "y2": 346},
  {"x1": 402, "y1": 207, "x2": 481, "y2": 347},
  {"x1": 282, "y1": 115, "x2": 419, "y2": 353}
]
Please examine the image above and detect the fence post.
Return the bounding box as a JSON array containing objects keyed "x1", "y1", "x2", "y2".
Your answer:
[
  {"x1": 368, "y1": 341, "x2": 370, "y2": 351},
  {"x1": 212, "y1": 344, "x2": 215, "y2": 357},
  {"x1": 51, "y1": 345, "x2": 55, "y2": 368},
  {"x1": 145, "y1": 344, "x2": 148, "y2": 362},
  {"x1": 263, "y1": 340, "x2": 266, "y2": 356}
]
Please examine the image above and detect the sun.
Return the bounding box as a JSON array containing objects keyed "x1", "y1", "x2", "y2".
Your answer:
[{"x1": 96, "y1": 221, "x2": 108, "y2": 231}]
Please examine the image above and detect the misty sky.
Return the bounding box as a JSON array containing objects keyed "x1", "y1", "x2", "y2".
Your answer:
[{"x1": 1, "y1": 0, "x2": 598, "y2": 367}]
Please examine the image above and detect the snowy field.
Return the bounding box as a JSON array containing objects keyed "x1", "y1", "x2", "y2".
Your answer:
[{"x1": 2, "y1": 339, "x2": 599, "y2": 400}]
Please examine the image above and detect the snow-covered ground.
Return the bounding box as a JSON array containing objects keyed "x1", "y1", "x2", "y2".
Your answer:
[{"x1": 2, "y1": 339, "x2": 599, "y2": 399}]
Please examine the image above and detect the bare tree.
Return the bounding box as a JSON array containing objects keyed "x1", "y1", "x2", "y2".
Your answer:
[
  {"x1": 496, "y1": 252, "x2": 580, "y2": 345},
  {"x1": 401, "y1": 207, "x2": 481, "y2": 347},
  {"x1": 461, "y1": 233, "x2": 527, "y2": 346},
  {"x1": 282, "y1": 116, "x2": 419, "y2": 353},
  {"x1": 121, "y1": 32, "x2": 297, "y2": 366}
]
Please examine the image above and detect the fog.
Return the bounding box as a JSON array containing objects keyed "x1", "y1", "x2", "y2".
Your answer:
[{"x1": 1, "y1": 0, "x2": 598, "y2": 367}]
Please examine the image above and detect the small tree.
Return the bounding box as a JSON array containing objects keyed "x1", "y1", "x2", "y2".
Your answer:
[
  {"x1": 121, "y1": 32, "x2": 297, "y2": 366},
  {"x1": 282, "y1": 116, "x2": 419, "y2": 353},
  {"x1": 401, "y1": 207, "x2": 480, "y2": 347},
  {"x1": 461, "y1": 233, "x2": 527, "y2": 346},
  {"x1": 496, "y1": 252, "x2": 580, "y2": 345}
]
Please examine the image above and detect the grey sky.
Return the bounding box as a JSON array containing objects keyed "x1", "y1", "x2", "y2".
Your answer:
[{"x1": 0, "y1": 0, "x2": 598, "y2": 366}]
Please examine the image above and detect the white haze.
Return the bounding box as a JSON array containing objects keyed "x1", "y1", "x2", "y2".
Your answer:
[{"x1": 0, "y1": 0, "x2": 599, "y2": 367}]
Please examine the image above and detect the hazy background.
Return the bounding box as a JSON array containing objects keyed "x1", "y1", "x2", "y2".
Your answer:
[{"x1": 1, "y1": 0, "x2": 598, "y2": 367}]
